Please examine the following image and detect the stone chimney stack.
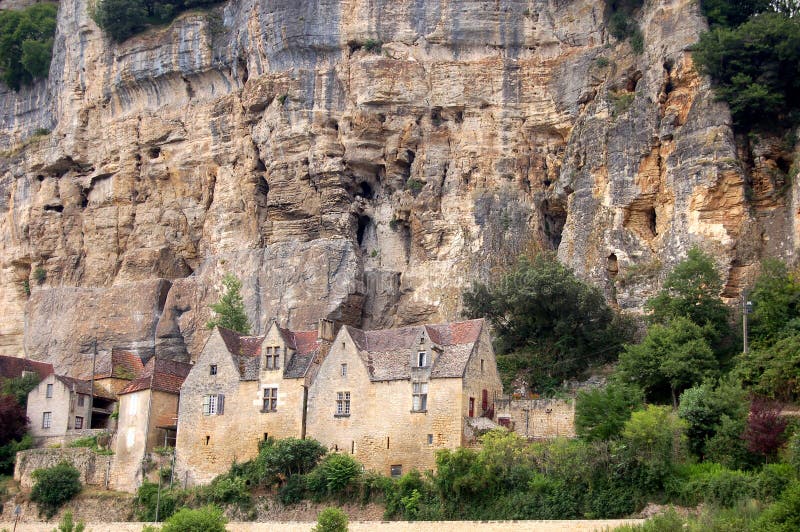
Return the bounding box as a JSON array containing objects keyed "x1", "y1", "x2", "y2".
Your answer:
[{"x1": 317, "y1": 319, "x2": 335, "y2": 342}]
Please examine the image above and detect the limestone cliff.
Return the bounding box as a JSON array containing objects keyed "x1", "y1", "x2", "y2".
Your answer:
[{"x1": 0, "y1": 0, "x2": 796, "y2": 374}]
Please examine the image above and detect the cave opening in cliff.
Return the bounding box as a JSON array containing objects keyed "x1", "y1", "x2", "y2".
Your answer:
[
  {"x1": 646, "y1": 207, "x2": 657, "y2": 236},
  {"x1": 44, "y1": 204, "x2": 64, "y2": 213},
  {"x1": 541, "y1": 200, "x2": 566, "y2": 250},
  {"x1": 148, "y1": 147, "x2": 161, "y2": 159},
  {"x1": 357, "y1": 181, "x2": 374, "y2": 200},
  {"x1": 607, "y1": 254, "x2": 619, "y2": 278},
  {"x1": 256, "y1": 175, "x2": 269, "y2": 200},
  {"x1": 357, "y1": 215, "x2": 372, "y2": 246}
]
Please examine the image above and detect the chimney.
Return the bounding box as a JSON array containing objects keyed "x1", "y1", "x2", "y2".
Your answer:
[{"x1": 318, "y1": 319, "x2": 335, "y2": 342}]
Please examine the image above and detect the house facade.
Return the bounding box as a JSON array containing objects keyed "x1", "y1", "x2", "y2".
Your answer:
[
  {"x1": 175, "y1": 320, "x2": 332, "y2": 486},
  {"x1": 305, "y1": 318, "x2": 502, "y2": 475},
  {"x1": 112, "y1": 358, "x2": 192, "y2": 492},
  {"x1": 26, "y1": 374, "x2": 117, "y2": 445}
]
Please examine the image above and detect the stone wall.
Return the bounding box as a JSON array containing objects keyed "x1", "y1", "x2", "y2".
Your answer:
[
  {"x1": 494, "y1": 398, "x2": 576, "y2": 439},
  {"x1": 14, "y1": 448, "x2": 113, "y2": 489}
]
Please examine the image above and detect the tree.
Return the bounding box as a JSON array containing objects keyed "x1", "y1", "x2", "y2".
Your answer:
[
  {"x1": 30, "y1": 461, "x2": 82, "y2": 518},
  {"x1": 677, "y1": 378, "x2": 748, "y2": 457},
  {"x1": 313, "y1": 507, "x2": 348, "y2": 532},
  {"x1": 617, "y1": 317, "x2": 718, "y2": 405},
  {"x1": 0, "y1": 393, "x2": 27, "y2": 444},
  {"x1": 0, "y1": 3, "x2": 58, "y2": 89},
  {"x1": 206, "y1": 273, "x2": 251, "y2": 335},
  {"x1": 700, "y1": 0, "x2": 771, "y2": 27},
  {"x1": 255, "y1": 437, "x2": 327, "y2": 485},
  {"x1": 693, "y1": 12, "x2": 800, "y2": 130},
  {"x1": 91, "y1": 0, "x2": 221, "y2": 42},
  {"x1": 736, "y1": 332, "x2": 800, "y2": 400},
  {"x1": 742, "y1": 398, "x2": 789, "y2": 460},
  {"x1": 621, "y1": 405, "x2": 688, "y2": 467},
  {"x1": 575, "y1": 383, "x2": 644, "y2": 441},
  {"x1": 1, "y1": 372, "x2": 40, "y2": 406},
  {"x1": 748, "y1": 259, "x2": 800, "y2": 344},
  {"x1": 463, "y1": 254, "x2": 631, "y2": 391},
  {"x1": 646, "y1": 247, "x2": 729, "y2": 342}
]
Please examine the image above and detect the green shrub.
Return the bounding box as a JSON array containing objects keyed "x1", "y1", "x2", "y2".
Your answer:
[
  {"x1": 33, "y1": 267, "x2": 46, "y2": 283},
  {"x1": 706, "y1": 469, "x2": 756, "y2": 507},
  {"x1": 362, "y1": 38, "x2": 382, "y2": 53},
  {"x1": 312, "y1": 507, "x2": 348, "y2": 532},
  {"x1": 161, "y1": 505, "x2": 227, "y2": 532},
  {"x1": 0, "y1": 3, "x2": 58, "y2": 90},
  {"x1": 55, "y1": 511, "x2": 85, "y2": 532},
  {"x1": 91, "y1": 0, "x2": 221, "y2": 42},
  {"x1": 307, "y1": 453, "x2": 362, "y2": 500},
  {"x1": 406, "y1": 178, "x2": 424, "y2": 193},
  {"x1": 30, "y1": 461, "x2": 81, "y2": 518},
  {"x1": 755, "y1": 480, "x2": 800, "y2": 531},
  {"x1": 133, "y1": 481, "x2": 179, "y2": 522},
  {"x1": 278, "y1": 473, "x2": 307, "y2": 505},
  {"x1": 575, "y1": 383, "x2": 644, "y2": 441},
  {"x1": 202, "y1": 474, "x2": 250, "y2": 507},
  {"x1": 757, "y1": 463, "x2": 797, "y2": 502}
]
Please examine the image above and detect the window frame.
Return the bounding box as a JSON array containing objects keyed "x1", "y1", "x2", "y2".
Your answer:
[
  {"x1": 203, "y1": 394, "x2": 218, "y2": 415},
  {"x1": 77, "y1": 394, "x2": 85, "y2": 407},
  {"x1": 412, "y1": 381, "x2": 428, "y2": 412},
  {"x1": 74, "y1": 416, "x2": 83, "y2": 429},
  {"x1": 209, "y1": 364, "x2": 217, "y2": 376},
  {"x1": 42, "y1": 411, "x2": 52, "y2": 429},
  {"x1": 45, "y1": 383, "x2": 53, "y2": 398},
  {"x1": 341, "y1": 363, "x2": 347, "y2": 377},
  {"x1": 262, "y1": 387, "x2": 278, "y2": 412},
  {"x1": 417, "y1": 351, "x2": 427, "y2": 367},
  {"x1": 335, "y1": 391, "x2": 351, "y2": 416}
]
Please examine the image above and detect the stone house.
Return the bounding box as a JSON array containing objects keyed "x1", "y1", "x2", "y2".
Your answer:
[
  {"x1": 111, "y1": 357, "x2": 192, "y2": 492},
  {"x1": 0, "y1": 355, "x2": 53, "y2": 381},
  {"x1": 93, "y1": 348, "x2": 145, "y2": 397},
  {"x1": 305, "y1": 318, "x2": 502, "y2": 476},
  {"x1": 26, "y1": 374, "x2": 117, "y2": 446},
  {"x1": 175, "y1": 320, "x2": 333, "y2": 486}
]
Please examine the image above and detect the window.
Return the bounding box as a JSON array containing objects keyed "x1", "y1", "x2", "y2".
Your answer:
[
  {"x1": 75, "y1": 416, "x2": 83, "y2": 429},
  {"x1": 202, "y1": 394, "x2": 225, "y2": 415},
  {"x1": 77, "y1": 394, "x2": 85, "y2": 407},
  {"x1": 341, "y1": 363, "x2": 347, "y2": 377},
  {"x1": 481, "y1": 359, "x2": 484, "y2": 373},
  {"x1": 469, "y1": 397, "x2": 475, "y2": 417},
  {"x1": 42, "y1": 412, "x2": 51, "y2": 429},
  {"x1": 417, "y1": 351, "x2": 427, "y2": 367},
  {"x1": 210, "y1": 364, "x2": 217, "y2": 376},
  {"x1": 336, "y1": 391, "x2": 350, "y2": 416},
  {"x1": 264, "y1": 347, "x2": 280, "y2": 370},
  {"x1": 46, "y1": 383, "x2": 53, "y2": 398},
  {"x1": 390, "y1": 465, "x2": 403, "y2": 478},
  {"x1": 427, "y1": 434, "x2": 433, "y2": 445},
  {"x1": 262, "y1": 388, "x2": 278, "y2": 412},
  {"x1": 412, "y1": 382, "x2": 428, "y2": 411}
]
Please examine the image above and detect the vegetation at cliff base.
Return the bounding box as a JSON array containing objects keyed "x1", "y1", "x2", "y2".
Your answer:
[
  {"x1": 463, "y1": 253, "x2": 634, "y2": 391},
  {"x1": 91, "y1": 0, "x2": 221, "y2": 42},
  {"x1": 206, "y1": 273, "x2": 251, "y2": 335},
  {"x1": 0, "y1": 3, "x2": 58, "y2": 90},
  {"x1": 0, "y1": 376, "x2": 35, "y2": 474},
  {"x1": 30, "y1": 461, "x2": 82, "y2": 518},
  {"x1": 693, "y1": 3, "x2": 800, "y2": 131}
]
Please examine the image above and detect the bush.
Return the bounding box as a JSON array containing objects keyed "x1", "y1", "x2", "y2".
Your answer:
[
  {"x1": 91, "y1": 0, "x2": 221, "y2": 42},
  {"x1": 757, "y1": 463, "x2": 796, "y2": 502},
  {"x1": 133, "y1": 481, "x2": 179, "y2": 522},
  {"x1": 312, "y1": 507, "x2": 348, "y2": 532},
  {"x1": 161, "y1": 505, "x2": 227, "y2": 532},
  {"x1": 30, "y1": 462, "x2": 82, "y2": 518},
  {"x1": 202, "y1": 473, "x2": 251, "y2": 507},
  {"x1": 0, "y1": 434, "x2": 32, "y2": 474},
  {"x1": 0, "y1": 3, "x2": 58, "y2": 90},
  {"x1": 278, "y1": 473, "x2": 307, "y2": 505},
  {"x1": 307, "y1": 453, "x2": 361, "y2": 500},
  {"x1": 575, "y1": 383, "x2": 644, "y2": 441},
  {"x1": 255, "y1": 437, "x2": 327, "y2": 486},
  {"x1": 55, "y1": 511, "x2": 85, "y2": 532},
  {"x1": 755, "y1": 480, "x2": 800, "y2": 531}
]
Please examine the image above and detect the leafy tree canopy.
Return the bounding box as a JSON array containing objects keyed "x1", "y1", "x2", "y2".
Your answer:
[
  {"x1": 575, "y1": 382, "x2": 644, "y2": 441},
  {"x1": 616, "y1": 317, "x2": 718, "y2": 405},
  {"x1": 206, "y1": 273, "x2": 251, "y2": 335},
  {"x1": 0, "y1": 393, "x2": 27, "y2": 445},
  {"x1": 693, "y1": 12, "x2": 800, "y2": 130},
  {"x1": 30, "y1": 461, "x2": 82, "y2": 518},
  {"x1": 677, "y1": 378, "x2": 748, "y2": 458},
  {"x1": 700, "y1": 0, "x2": 771, "y2": 27},
  {"x1": 463, "y1": 254, "x2": 632, "y2": 391},
  {"x1": 646, "y1": 246, "x2": 730, "y2": 343},
  {"x1": 1, "y1": 372, "x2": 40, "y2": 407},
  {"x1": 748, "y1": 259, "x2": 800, "y2": 344},
  {"x1": 0, "y1": 3, "x2": 58, "y2": 90},
  {"x1": 91, "y1": 0, "x2": 220, "y2": 42}
]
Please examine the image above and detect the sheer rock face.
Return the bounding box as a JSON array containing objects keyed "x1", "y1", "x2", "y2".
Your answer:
[{"x1": 0, "y1": 0, "x2": 796, "y2": 373}]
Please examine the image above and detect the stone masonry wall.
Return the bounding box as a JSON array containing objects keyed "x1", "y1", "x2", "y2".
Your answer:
[
  {"x1": 14, "y1": 448, "x2": 113, "y2": 489},
  {"x1": 494, "y1": 398, "x2": 576, "y2": 439}
]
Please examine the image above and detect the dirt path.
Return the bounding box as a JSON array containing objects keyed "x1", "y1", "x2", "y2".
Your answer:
[{"x1": 0, "y1": 519, "x2": 643, "y2": 531}]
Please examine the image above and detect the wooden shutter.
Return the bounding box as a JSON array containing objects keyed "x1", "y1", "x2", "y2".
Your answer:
[{"x1": 217, "y1": 394, "x2": 225, "y2": 415}]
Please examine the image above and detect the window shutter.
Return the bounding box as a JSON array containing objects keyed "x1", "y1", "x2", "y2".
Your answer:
[{"x1": 217, "y1": 394, "x2": 225, "y2": 414}]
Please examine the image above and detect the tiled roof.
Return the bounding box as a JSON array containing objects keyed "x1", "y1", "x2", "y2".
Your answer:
[
  {"x1": 216, "y1": 327, "x2": 265, "y2": 381},
  {"x1": 346, "y1": 319, "x2": 485, "y2": 381},
  {"x1": 216, "y1": 326, "x2": 321, "y2": 380},
  {"x1": 119, "y1": 358, "x2": 192, "y2": 395},
  {"x1": 93, "y1": 348, "x2": 145, "y2": 380},
  {"x1": 54, "y1": 375, "x2": 116, "y2": 400},
  {"x1": 0, "y1": 355, "x2": 53, "y2": 380}
]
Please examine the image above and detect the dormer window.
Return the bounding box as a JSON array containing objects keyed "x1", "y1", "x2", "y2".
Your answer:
[
  {"x1": 264, "y1": 346, "x2": 281, "y2": 370},
  {"x1": 417, "y1": 351, "x2": 427, "y2": 368}
]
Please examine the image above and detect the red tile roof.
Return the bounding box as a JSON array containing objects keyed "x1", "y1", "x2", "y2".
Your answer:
[
  {"x1": 94, "y1": 348, "x2": 145, "y2": 380},
  {"x1": 0, "y1": 355, "x2": 53, "y2": 380},
  {"x1": 54, "y1": 375, "x2": 117, "y2": 400},
  {"x1": 119, "y1": 358, "x2": 192, "y2": 396}
]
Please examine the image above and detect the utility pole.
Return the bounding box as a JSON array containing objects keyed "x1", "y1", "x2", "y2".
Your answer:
[{"x1": 743, "y1": 292, "x2": 753, "y2": 354}]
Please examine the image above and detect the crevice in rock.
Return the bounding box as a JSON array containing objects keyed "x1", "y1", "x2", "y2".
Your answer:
[
  {"x1": 148, "y1": 146, "x2": 161, "y2": 159},
  {"x1": 44, "y1": 204, "x2": 64, "y2": 213},
  {"x1": 357, "y1": 181, "x2": 374, "y2": 200},
  {"x1": 356, "y1": 215, "x2": 372, "y2": 247},
  {"x1": 607, "y1": 253, "x2": 619, "y2": 278},
  {"x1": 623, "y1": 199, "x2": 658, "y2": 242},
  {"x1": 540, "y1": 198, "x2": 567, "y2": 250}
]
